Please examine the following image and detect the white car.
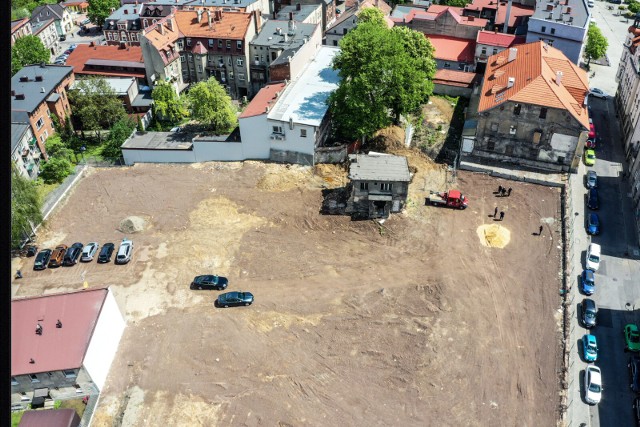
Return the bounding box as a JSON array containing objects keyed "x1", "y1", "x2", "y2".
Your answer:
[
  {"x1": 589, "y1": 88, "x2": 607, "y2": 99},
  {"x1": 81, "y1": 242, "x2": 99, "y2": 262},
  {"x1": 586, "y1": 243, "x2": 601, "y2": 271},
  {"x1": 584, "y1": 365, "x2": 602, "y2": 405},
  {"x1": 116, "y1": 239, "x2": 133, "y2": 264}
]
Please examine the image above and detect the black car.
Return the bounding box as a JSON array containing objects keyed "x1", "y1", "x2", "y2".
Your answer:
[
  {"x1": 191, "y1": 275, "x2": 228, "y2": 290},
  {"x1": 26, "y1": 245, "x2": 38, "y2": 257},
  {"x1": 633, "y1": 397, "x2": 640, "y2": 426},
  {"x1": 587, "y1": 188, "x2": 599, "y2": 210},
  {"x1": 63, "y1": 242, "x2": 84, "y2": 266},
  {"x1": 97, "y1": 243, "x2": 115, "y2": 263},
  {"x1": 630, "y1": 356, "x2": 640, "y2": 393},
  {"x1": 33, "y1": 249, "x2": 52, "y2": 271},
  {"x1": 217, "y1": 291, "x2": 254, "y2": 307},
  {"x1": 581, "y1": 298, "x2": 597, "y2": 328}
]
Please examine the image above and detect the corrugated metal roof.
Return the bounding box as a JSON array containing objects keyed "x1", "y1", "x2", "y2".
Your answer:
[{"x1": 348, "y1": 154, "x2": 411, "y2": 181}]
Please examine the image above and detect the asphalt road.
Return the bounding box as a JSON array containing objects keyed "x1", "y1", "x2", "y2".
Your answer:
[{"x1": 568, "y1": 95, "x2": 640, "y2": 427}]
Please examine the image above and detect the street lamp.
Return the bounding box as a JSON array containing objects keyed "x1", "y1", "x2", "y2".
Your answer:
[{"x1": 80, "y1": 145, "x2": 86, "y2": 164}]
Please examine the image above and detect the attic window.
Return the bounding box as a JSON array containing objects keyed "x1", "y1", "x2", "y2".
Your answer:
[{"x1": 513, "y1": 104, "x2": 521, "y2": 116}]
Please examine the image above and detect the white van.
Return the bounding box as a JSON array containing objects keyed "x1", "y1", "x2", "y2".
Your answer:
[{"x1": 586, "y1": 243, "x2": 601, "y2": 271}]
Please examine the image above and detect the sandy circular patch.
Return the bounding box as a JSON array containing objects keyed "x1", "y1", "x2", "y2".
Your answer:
[{"x1": 476, "y1": 224, "x2": 511, "y2": 248}]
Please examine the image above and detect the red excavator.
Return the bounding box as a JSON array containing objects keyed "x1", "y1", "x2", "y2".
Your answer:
[{"x1": 426, "y1": 190, "x2": 468, "y2": 209}]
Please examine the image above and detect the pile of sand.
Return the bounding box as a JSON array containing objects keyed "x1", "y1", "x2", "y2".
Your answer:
[
  {"x1": 257, "y1": 165, "x2": 326, "y2": 191},
  {"x1": 476, "y1": 224, "x2": 511, "y2": 248},
  {"x1": 368, "y1": 126, "x2": 406, "y2": 152},
  {"x1": 314, "y1": 163, "x2": 348, "y2": 189},
  {"x1": 119, "y1": 216, "x2": 147, "y2": 233}
]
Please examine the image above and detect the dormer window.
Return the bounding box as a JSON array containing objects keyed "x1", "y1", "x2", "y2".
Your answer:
[{"x1": 187, "y1": 38, "x2": 192, "y2": 46}]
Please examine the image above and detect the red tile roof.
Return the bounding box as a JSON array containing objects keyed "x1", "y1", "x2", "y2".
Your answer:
[
  {"x1": 191, "y1": 41, "x2": 208, "y2": 54},
  {"x1": 239, "y1": 82, "x2": 287, "y2": 118},
  {"x1": 427, "y1": 35, "x2": 475, "y2": 62},
  {"x1": 11, "y1": 18, "x2": 30, "y2": 33},
  {"x1": 12, "y1": 288, "x2": 108, "y2": 376},
  {"x1": 464, "y1": 0, "x2": 533, "y2": 27},
  {"x1": 476, "y1": 30, "x2": 525, "y2": 48},
  {"x1": 175, "y1": 10, "x2": 252, "y2": 39},
  {"x1": 19, "y1": 409, "x2": 80, "y2": 427},
  {"x1": 433, "y1": 69, "x2": 478, "y2": 87},
  {"x1": 424, "y1": 5, "x2": 488, "y2": 27},
  {"x1": 478, "y1": 41, "x2": 589, "y2": 129},
  {"x1": 66, "y1": 45, "x2": 146, "y2": 79}
]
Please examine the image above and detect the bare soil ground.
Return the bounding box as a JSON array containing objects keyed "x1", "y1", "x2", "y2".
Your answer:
[{"x1": 12, "y1": 158, "x2": 563, "y2": 427}]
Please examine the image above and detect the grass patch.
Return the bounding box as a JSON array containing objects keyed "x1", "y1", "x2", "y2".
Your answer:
[
  {"x1": 37, "y1": 181, "x2": 59, "y2": 202},
  {"x1": 11, "y1": 411, "x2": 24, "y2": 427},
  {"x1": 59, "y1": 398, "x2": 87, "y2": 418}
]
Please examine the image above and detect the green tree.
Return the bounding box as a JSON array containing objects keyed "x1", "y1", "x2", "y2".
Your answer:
[
  {"x1": 329, "y1": 21, "x2": 436, "y2": 141},
  {"x1": 101, "y1": 117, "x2": 136, "y2": 160},
  {"x1": 69, "y1": 77, "x2": 127, "y2": 140},
  {"x1": 584, "y1": 24, "x2": 608, "y2": 66},
  {"x1": 11, "y1": 35, "x2": 50, "y2": 76},
  {"x1": 444, "y1": 0, "x2": 470, "y2": 6},
  {"x1": 186, "y1": 78, "x2": 237, "y2": 133},
  {"x1": 152, "y1": 82, "x2": 185, "y2": 124},
  {"x1": 38, "y1": 156, "x2": 74, "y2": 184},
  {"x1": 628, "y1": 1, "x2": 640, "y2": 13},
  {"x1": 44, "y1": 135, "x2": 74, "y2": 160},
  {"x1": 357, "y1": 8, "x2": 387, "y2": 27},
  {"x1": 87, "y1": 0, "x2": 120, "y2": 27},
  {"x1": 11, "y1": 165, "x2": 43, "y2": 248}
]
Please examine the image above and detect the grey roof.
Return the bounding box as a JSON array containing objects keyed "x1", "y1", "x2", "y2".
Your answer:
[
  {"x1": 121, "y1": 132, "x2": 194, "y2": 150},
  {"x1": 391, "y1": 5, "x2": 423, "y2": 19},
  {"x1": 270, "y1": 47, "x2": 299, "y2": 66},
  {"x1": 32, "y1": 4, "x2": 66, "y2": 21},
  {"x1": 275, "y1": 4, "x2": 321, "y2": 22},
  {"x1": 348, "y1": 154, "x2": 411, "y2": 181},
  {"x1": 121, "y1": 0, "x2": 264, "y2": 7},
  {"x1": 85, "y1": 58, "x2": 145, "y2": 69},
  {"x1": 131, "y1": 91, "x2": 153, "y2": 107},
  {"x1": 251, "y1": 20, "x2": 318, "y2": 48},
  {"x1": 12, "y1": 65, "x2": 73, "y2": 115},
  {"x1": 11, "y1": 123, "x2": 31, "y2": 153},
  {"x1": 531, "y1": 0, "x2": 589, "y2": 28},
  {"x1": 104, "y1": 4, "x2": 142, "y2": 30},
  {"x1": 326, "y1": 9, "x2": 358, "y2": 34},
  {"x1": 30, "y1": 18, "x2": 55, "y2": 35}
]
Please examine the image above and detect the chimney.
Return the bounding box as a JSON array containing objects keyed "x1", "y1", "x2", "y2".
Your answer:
[
  {"x1": 89, "y1": 41, "x2": 94, "y2": 47},
  {"x1": 288, "y1": 15, "x2": 296, "y2": 34},
  {"x1": 468, "y1": 16, "x2": 474, "y2": 21},
  {"x1": 507, "y1": 47, "x2": 517, "y2": 62},
  {"x1": 11, "y1": 90, "x2": 15, "y2": 96},
  {"x1": 19, "y1": 76, "x2": 29, "y2": 82},
  {"x1": 158, "y1": 22, "x2": 164, "y2": 34},
  {"x1": 503, "y1": 0, "x2": 513, "y2": 34},
  {"x1": 556, "y1": 71, "x2": 563, "y2": 86},
  {"x1": 296, "y1": 3, "x2": 301, "y2": 10},
  {"x1": 507, "y1": 77, "x2": 515, "y2": 88},
  {"x1": 290, "y1": 12, "x2": 293, "y2": 20},
  {"x1": 40, "y1": 87, "x2": 45, "y2": 93},
  {"x1": 167, "y1": 18, "x2": 173, "y2": 31},
  {"x1": 283, "y1": 33, "x2": 288, "y2": 42},
  {"x1": 197, "y1": 9, "x2": 203, "y2": 23},
  {"x1": 56, "y1": 320, "x2": 62, "y2": 328},
  {"x1": 15, "y1": 93, "x2": 25, "y2": 100},
  {"x1": 253, "y1": 10, "x2": 261, "y2": 33},
  {"x1": 35, "y1": 75, "x2": 43, "y2": 81},
  {"x1": 29, "y1": 358, "x2": 35, "y2": 364},
  {"x1": 35, "y1": 323, "x2": 43, "y2": 335},
  {"x1": 208, "y1": 9, "x2": 212, "y2": 28},
  {"x1": 276, "y1": 27, "x2": 282, "y2": 35},
  {"x1": 125, "y1": 9, "x2": 128, "y2": 14}
]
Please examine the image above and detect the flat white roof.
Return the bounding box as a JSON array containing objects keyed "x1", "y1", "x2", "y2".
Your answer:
[
  {"x1": 72, "y1": 77, "x2": 135, "y2": 95},
  {"x1": 267, "y1": 46, "x2": 340, "y2": 127}
]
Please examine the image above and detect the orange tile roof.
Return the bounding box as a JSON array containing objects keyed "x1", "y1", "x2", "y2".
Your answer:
[
  {"x1": 465, "y1": 0, "x2": 533, "y2": 27},
  {"x1": 427, "y1": 35, "x2": 475, "y2": 62},
  {"x1": 478, "y1": 41, "x2": 589, "y2": 129},
  {"x1": 143, "y1": 17, "x2": 182, "y2": 63},
  {"x1": 175, "y1": 10, "x2": 252, "y2": 39},
  {"x1": 239, "y1": 82, "x2": 287, "y2": 118},
  {"x1": 65, "y1": 45, "x2": 146, "y2": 78},
  {"x1": 433, "y1": 69, "x2": 478, "y2": 87},
  {"x1": 476, "y1": 30, "x2": 525, "y2": 48},
  {"x1": 425, "y1": 5, "x2": 488, "y2": 27}
]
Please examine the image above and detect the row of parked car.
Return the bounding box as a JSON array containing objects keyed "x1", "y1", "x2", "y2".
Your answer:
[
  {"x1": 33, "y1": 239, "x2": 133, "y2": 270},
  {"x1": 189, "y1": 275, "x2": 254, "y2": 308},
  {"x1": 53, "y1": 43, "x2": 77, "y2": 65}
]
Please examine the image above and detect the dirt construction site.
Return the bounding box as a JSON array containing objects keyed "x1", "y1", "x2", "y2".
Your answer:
[{"x1": 12, "y1": 140, "x2": 564, "y2": 426}]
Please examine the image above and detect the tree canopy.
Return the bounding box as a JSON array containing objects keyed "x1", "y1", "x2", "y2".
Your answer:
[
  {"x1": 186, "y1": 78, "x2": 238, "y2": 133},
  {"x1": 584, "y1": 24, "x2": 608, "y2": 66},
  {"x1": 329, "y1": 21, "x2": 436, "y2": 140},
  {"x1": 152, "y1": 82, "x2": 185, "y2": 124},
  {"x1": 11, "y1": 35, "x2": 50, "y2": 76},
  {"x1": 87, "y1": 0, "x2": 120, "y2": 27},
  {"x1": 68, "y1": 77, "x2": 127, "y2": 135},
  {"x1": 357, "y1": 8, "x2": 387, "y2": 27},
  {"x1": 11, "y1": 165, "x2": 43, "y2": 248},
  {"x1": 38, "y1": 156, "x2": 74, "y2": 184},
  {"x1": 101, "y1": 117, "x2": 136, "y2": 160}
]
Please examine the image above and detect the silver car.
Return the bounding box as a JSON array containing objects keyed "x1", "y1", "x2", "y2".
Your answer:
[
  {"x1": 116, "y1": 239, "x2": 133, "y2": 264},
  {"x1": 81, "y1": 242, "x2": 99, "y2": 262},
  {"x1": 586, "y1": 170, "x2": 597, "y2": 189}
]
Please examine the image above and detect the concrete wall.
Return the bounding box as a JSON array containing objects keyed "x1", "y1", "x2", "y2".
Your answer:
[
  {"x1": 82, "y1": 289, "x2": 126, "y2": 391},
  {"x1": 239, "y1": 114, "x2": 271, "y2": 158},
  {"x1": 315, "y1": 144, "x2": 347, "y2": 163},
  {"x1": 433, "y1": 83, "x2": 472, "y2": 98}
]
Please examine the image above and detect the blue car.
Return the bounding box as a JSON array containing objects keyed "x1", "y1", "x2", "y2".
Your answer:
[
  {"x1": 581, "y1": 269, "x2": 595, "y2": 295},
  {"x1": 582, "y1": 334, "x2": 598, "y2": 362},
  {"x1": 587, "y1": 213, "x2": 600, "y2": 235}
]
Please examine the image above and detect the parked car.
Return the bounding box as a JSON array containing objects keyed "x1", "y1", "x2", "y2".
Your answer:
[
  {"x1": 626, "y1": 324, "x2": 640, "y2": 352},
  {"x1": 116, "y1": 239, "x2": 133, "y2": 264},
  {"x1": 26, "y1": 245, "x2": 38, "y2": 257},
  {"x1": 97, "y1": 242, "x2": 115, "y2": 263},
  {"x1": 63, "y1": 49, "x2": 72, "y2": 55},
  {"x1": 586, "y1": 243, "x2": 601, "y2": 271},
  {"x1": 69, "y1": 44, "x2": 77, "y2": 50},
  {"x1": 586, "y1": 170, "x2": 598, "y2": 189},
  {"x1": 584, "y1": 149, "x2": 596, "y2": 166},
  {"x1": 191, "y1": 275, "x2": 228, "y2": 290},
  {"x1": 587, "y1": 188, "x2": 599, "y2": 210},
  {"x1": 589, "y1": 88, "x2": 607, "y2": 99},
  {"x1": 581, "y1": 298, "x2": 597, "y2": 328},
  {"x1": 630, "y1": 356, "x2": 640, "y2": 393},
  {"x1": 580, "y1": 269, "x2": 595, "y2": 295},
  {"x1": 80, "y1": 18, "x2": 91, "y2": 25},
  {"x1": 81, "y1": 242, "x2": 99, "y2": 262},
  {"x1": 588, "y1": 0, "x2": 594, "y2": 7},
  {"x1": 584, "y1": 365, "x2": 603, "y2": 405},
  {"x1": 587, "y1": 213, "x2": 600, "y2": 235},
  {"x1": 217, "y1": 291, "x2": 254, "y2": 307},
  {"x1": 586, "y1": 138, "x2": 596, "y2": 149},
  {"x1": 588, "y1": 123, "x2": 596, "y2": 140},
  {"x1": 582, "y1": 334, "x2": 598, "y2": 362},
  {"x1": 59, "y1": 34, "x2": 66, "y2": 41},
  {"x1": 63, "y1": 242, "x2": 84, "y2": 266},
  {"x1": 48, "y1": 244, "x2": 68, "y2": 268},
  {"x1": 33, "y1": 249, "x2": 52, "y2": 271},
  {"x1": 54, "y1": 59, "x2": 66, "y2": 65},
  {"x1": 633, "y1": 397, "x2": 640, "y2": 425}
]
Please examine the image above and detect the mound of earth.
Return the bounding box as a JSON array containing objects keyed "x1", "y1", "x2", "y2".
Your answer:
[
  {"x1": 368, "y1": 126, "x2": 406, "y2": 152},
  {"x1": 119, "y1": 216, "x2": 147, "y2": 233},
  {"x1": 476, "y1": 224, "x2": 511, "y2": 248}
]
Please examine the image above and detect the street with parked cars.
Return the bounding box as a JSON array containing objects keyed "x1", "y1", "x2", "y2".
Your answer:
[{"x1": 32, "y1": 239, "x2": 133, "y2": 270}]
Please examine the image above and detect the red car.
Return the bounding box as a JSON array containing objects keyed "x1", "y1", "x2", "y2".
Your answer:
[{"x1": 588, "y1": 123, "x2": 596, "y2": 139}]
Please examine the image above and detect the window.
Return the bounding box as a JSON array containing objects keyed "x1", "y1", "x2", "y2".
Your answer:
[
  {"x1": 35, "y1": 117, "x2": 44, "y2": 129},
  {"x1": 114, "y1": 33, "x2": 119, "y2": 41},
  {"x1": 47, "y1": 372, "x2": 53, "y2": 377},
  {"x1": 539, "y1": 108, "x2": 548, "y2": 119},
  {"x1": 178, "y1": 41, "x2": 183, "y2": 50},
  {"x1": 333, "y1": 40, "x2": 338, "y2": 46},
  {"x1": 218, "y1": 40, "x2": 223, "y2": 48},
  {"x1": 30, "y1": 374, "x2": 39, "y2": 383},
  {"x1": 360, "y1": 182, "x2": 368, "y2": 190},
  {"x1": 380, "y1": 183, "x2": 393, "y2": 191},
  {"x1": 237, "y1": 40, "x2": 242, "y2": 49},
  {"x1": 189, "y1": 55, "x2": 193, "y2": 62},
  {"x1": 533, "y1": 131, "x2": 542, "y2": 144},
  {"x1": 228, "y1": 56, "x2": 232, "y2": 65},
  {"x1": 487, "y1": 140, "x2": 495, "y2": 150},
  {"x1": 107, "y1": 32, "x2": 113, "y2": 40},
  {"x1": 208, "y1": 39, "x2": 214, "y2": 47},
  {"x1": 181, "y1": 55, "x2": 185, "y2": 62},
  {"x1": 226, "y1": 40, "x2": 231, "y2": 49},
  {"x1": 550, "y1": 28, "x2": 555, "y2": 35},
  {"x1": 513, "y1": 104, "x2": 521, "y2": 116},
  {"x1": 198, "y1": 65, "x2": 202, "y2": 72},
  {"x1": 509, "y1": 125, "x2": 517, "y2": 135},
  {"x1": 300, "y1": 129, "x2": 307, "y2": 137},
  {"x1": 187, "y1": 38, "x2": 192, "y2": 46},
  {"x1": 492, "y1": 48, "x2": 498, "y2": 55},
  {"x1": 490, "y1": 122, "x2": 498, "y2": 132},
  {"x1": 481, "y1": 47, "x2": 487, "y2": 55},
  {"x1": 343, "y1": 28, "x2": 348, "y2": 35},
  {"x1": 238, "y1": 73, "x2": 245, "y2": 81},
  {"x1": 11, "y1": 377, "x2": 18, "y2": 385},
  {"x1": 541, "y1": 26, "x2": 546, "y2": 32},
  {"x1": 229, "y1": 70, "x2": 234, "y2": 80},
  {"x1": 237, "y1": 58, "x2": 243, "y2": 66},
  {"x1": 272, "y1": 125, "x2": 283, "y2": 134},
  {"x1": 63, "y1": 369, "x2": 76, "y2": 378}
]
